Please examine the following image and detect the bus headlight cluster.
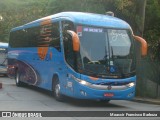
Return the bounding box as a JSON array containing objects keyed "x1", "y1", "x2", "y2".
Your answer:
[
  {"x1": 127, "y1": 82, "x2": 135, "y2": 88},
  {"x1": 79, "y1": 80, "x2": 90, "y2": 85},
  {"x1": 71, "y1": 75, "x2": 91, "y2": 86}
]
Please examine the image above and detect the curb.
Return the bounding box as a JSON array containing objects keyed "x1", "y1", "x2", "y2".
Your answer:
[{"x1": 133, "y1": 97, "x2": 160, "y2": 105}]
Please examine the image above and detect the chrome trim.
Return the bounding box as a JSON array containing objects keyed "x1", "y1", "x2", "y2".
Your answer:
[
  {"x1": 87, "y1": 84, "x2": 131, "y2": 90},
  {"x1": 71, "y1": 74, "x2": 135, "y2": 90}
]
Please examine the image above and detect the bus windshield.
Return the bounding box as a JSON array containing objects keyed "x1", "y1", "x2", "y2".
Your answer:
[
  {"x1": 77, "y1": 26, "x2": 136, "y2": 78},
  {"x1": 0, "y1": 47, "x2": 7, "y2": 65}
]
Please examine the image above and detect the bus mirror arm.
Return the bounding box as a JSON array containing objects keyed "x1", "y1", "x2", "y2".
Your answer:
[
  {"x1": 67, "y1": 30, "x2": 80, "y2": 52},
  {"x1": 133, "y1": 35, "x2": 147, "y2": 56}
]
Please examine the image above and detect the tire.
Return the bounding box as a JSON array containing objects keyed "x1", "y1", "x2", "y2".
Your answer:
[
  {"x1": 53, "y1": 77, "x2": 63, "y2": 101},
  {"x1": 15, "y1": 70, "x2": 23, "y2": 87}
]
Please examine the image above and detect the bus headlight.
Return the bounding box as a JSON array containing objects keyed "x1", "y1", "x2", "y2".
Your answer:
[
  {"x1": 71, "y1": 75, "x2": 91, "y2": 86},
  {"x1": 79, "y1": 80, "x2": 91, "y2": 85},
  {"x1": 127, "y1": 82, "x2": 135, "y2": 88}
]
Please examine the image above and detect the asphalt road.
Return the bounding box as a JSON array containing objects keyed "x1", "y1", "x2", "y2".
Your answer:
[{"x1": 0, "y1": 76, "x2": 160, "y2": 120}]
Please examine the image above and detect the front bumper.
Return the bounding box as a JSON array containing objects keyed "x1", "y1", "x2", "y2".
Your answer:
[
  {"x1": 67, "y1": 75, "x2": 136, "y2": 100},
  {"x1": 73, "y1": 82, "x2": 135, "y2": 100}
]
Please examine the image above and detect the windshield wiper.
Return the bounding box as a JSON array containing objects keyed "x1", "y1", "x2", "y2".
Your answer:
[{"x1": 110, "y1": 46, "x2": 114, "y2": 61}]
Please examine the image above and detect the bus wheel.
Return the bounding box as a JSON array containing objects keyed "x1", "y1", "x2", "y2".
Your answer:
[
  {"x1": 53, "y1": 77, "x2": 63, "y2": 101},
  {"x1": 15, "y1": 71, "x2": 23, "y2": 87}
]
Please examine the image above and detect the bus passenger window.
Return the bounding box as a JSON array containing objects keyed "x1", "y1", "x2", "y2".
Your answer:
[
  {"x1": 62, "y1": 21, "x2": 74, "y2": 31},
  {"x1": 49, "y1": 22, "x2": 61, "y2": 51},
  {"x1": 63, "y1": 33, "x2": 75, "y2": 68},
  {"x1": 62, "y1": 21, "x2": 75, "y2": 68}
]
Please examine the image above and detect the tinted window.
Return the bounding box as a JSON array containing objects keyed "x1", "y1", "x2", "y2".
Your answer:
[
  {"x1": 9, "y1": 22, "x2": 61, "y2": 51},
  {"x1": 62, "y1": 20, "x2": 75, "y2": 67},
  {"x1": 0, "y1": 48, "x2": 7, "y2": 64},
  {"x1": 49, "y1": 22, "x2": 61, "y2": 51},
  {"x1": 62, "y1": 21, "x2": 74, "y2": 31},
  {"x1": 9, "y1": 27, "x2": 40, "y2": 48},
  {"x1": 63, "y1": 33, "x2": 74, "y2": 67}
]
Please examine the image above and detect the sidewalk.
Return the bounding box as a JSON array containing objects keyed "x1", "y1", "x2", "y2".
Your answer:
[{"x1": 133, "y1": 97, "x2": 160, "y2": 105}]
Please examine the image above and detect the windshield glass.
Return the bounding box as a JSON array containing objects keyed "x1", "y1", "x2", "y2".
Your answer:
[
  {"x1": 0, "y1": 48, "x2": 7, "y2": 65},
  {"x1": 77, "y1": 26, "x2": 135, "y2": 78}
]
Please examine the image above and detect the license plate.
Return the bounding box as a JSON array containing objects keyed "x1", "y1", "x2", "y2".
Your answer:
[{"x1": 104, "y1": 93, "x2": 114, "y2": 97}]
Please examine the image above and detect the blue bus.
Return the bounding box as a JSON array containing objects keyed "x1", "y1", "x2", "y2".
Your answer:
[
  {"x1": 8, "y1": 12, "x2": 147, "y2": 101},
  {"x1": 0, "y1": 42, "x2": 8, "y2": 76}
]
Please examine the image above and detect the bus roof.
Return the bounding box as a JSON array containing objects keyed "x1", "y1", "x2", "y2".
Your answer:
[
  {"x1": 0, "y1": 42, "x2": 8, "y2": 48},
  {"x1": 11, "y1": 12, "x2": 132, "y2": 31}
]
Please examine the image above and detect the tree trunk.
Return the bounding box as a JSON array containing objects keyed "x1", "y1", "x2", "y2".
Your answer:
[{"x1": 136, "y1": 0, "x2": 147, "y2": 37}]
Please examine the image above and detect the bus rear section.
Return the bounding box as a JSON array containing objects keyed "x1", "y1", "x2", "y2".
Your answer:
[{"x1": 0, "y1": 42, "x2": 8, "y2": 76}]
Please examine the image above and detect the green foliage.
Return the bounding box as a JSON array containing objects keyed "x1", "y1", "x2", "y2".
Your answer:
[
  {"x1": 0, "y1": 0, "x2": 48, "y2": 42},
  {"x1": 47, "y1": 0, "x2": 105, "y2": 14},
  {"x1": 144, "y1": 0, "x2": 160, "y2": 60},
  {"x1": 0, "y1": 0, "x2": 160, "y2": 61}
]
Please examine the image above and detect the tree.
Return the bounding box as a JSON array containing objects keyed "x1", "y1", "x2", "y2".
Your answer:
[
  {"x1": 137, "y1": 0, "x2": 147, "y2": 36},
  {"x1": 0, "y1": 0, "x2": 48, "y2": 42},
  {"x1": 144, "y1": 0, "x2": 160, "y2": 59},
  {"x1": 1, "y1": 0, "x2": 160, "y2": 60},
  {"x1": 47, "y1": 0, "x2": 105, "y2": 14}
]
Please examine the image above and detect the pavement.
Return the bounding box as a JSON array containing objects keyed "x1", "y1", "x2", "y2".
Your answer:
[
  {"x1": 133, "y1": 97, "x2": 160, "y2": 105},
  {"x1": 1, "y1": 79, "x2": 160, "y2": 105}
]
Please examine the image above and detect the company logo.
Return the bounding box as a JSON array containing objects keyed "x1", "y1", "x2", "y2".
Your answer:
[
  {"x1": 107, "y1": 85, "x2": 112, "y2": 90},
  {"x1": 2, "y1": 112, "x2": 11, "y2": 117}
]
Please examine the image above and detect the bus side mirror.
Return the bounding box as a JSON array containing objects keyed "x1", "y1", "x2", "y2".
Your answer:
[
  {"x1": 133, "y1": 35, "x2": 147, "y2": 56},
  {"x1": 67, "y1": 30, "x2": 80, "y2": 52}
]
